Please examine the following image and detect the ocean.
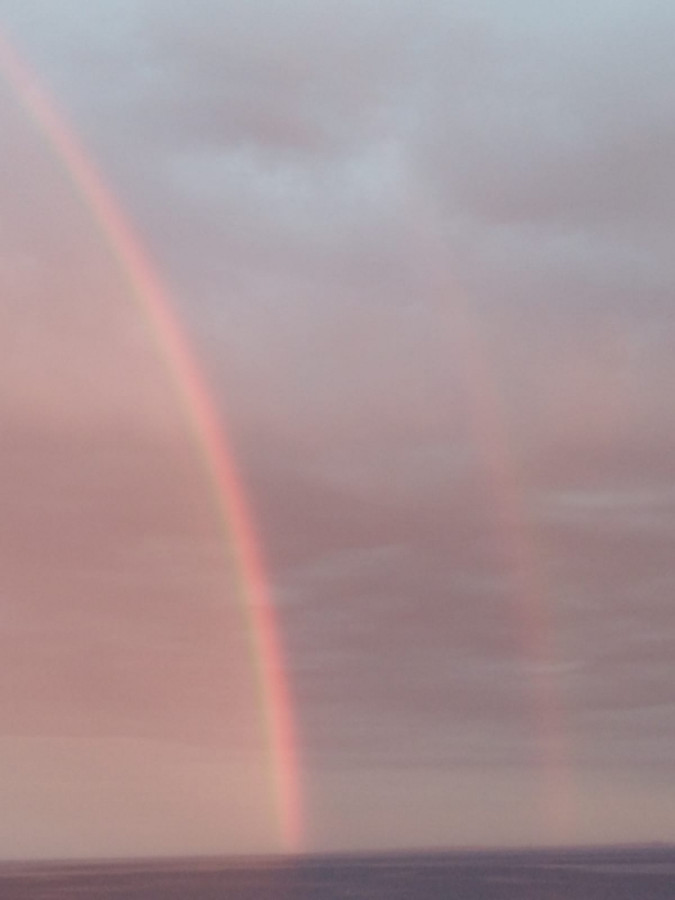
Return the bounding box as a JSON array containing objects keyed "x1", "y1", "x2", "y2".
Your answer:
[{"x1": 1, "y1": 845, "x2": 674, "y2": 898}]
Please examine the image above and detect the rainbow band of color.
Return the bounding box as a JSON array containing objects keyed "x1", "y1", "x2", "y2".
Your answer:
[
  {"x1": 450, "y1": 307, "x2": 575, "y2": 841},
  {"x1": 0, "y1": 33, "x2": 303, "y2": 851},
  {"x1": 406, "y1": 203, "x2": 577, "y2": 844}
]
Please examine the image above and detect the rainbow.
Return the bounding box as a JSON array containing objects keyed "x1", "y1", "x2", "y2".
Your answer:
[
  {"x1": 0, "y1": 34, "x2": 302, "y2": 851},
  {"x1": 449, "y1": 306, "x2": 576, "y2": 842},
  {"x1": 406, "y1": 203, "x2": 577, "y2": 844}
]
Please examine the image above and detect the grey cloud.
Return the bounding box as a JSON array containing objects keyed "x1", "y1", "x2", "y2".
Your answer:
[
  {"x1": 1, "y1": 0, "x2": 675, "y2": 851},
  {"x1": 418, "y1": 2, "x2": 675, "y2": 224}
]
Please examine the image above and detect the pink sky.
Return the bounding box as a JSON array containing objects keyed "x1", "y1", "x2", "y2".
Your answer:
[{"x1": 0, "y1": 0, "x2": 674, "y2": 857}]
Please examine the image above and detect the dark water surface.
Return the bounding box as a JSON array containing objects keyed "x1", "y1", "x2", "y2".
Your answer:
[{"x1": 1, "y1": 846, "x2": 674, "y2": 898}]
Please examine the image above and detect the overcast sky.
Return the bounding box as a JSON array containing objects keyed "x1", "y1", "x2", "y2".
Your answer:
[{"x1": 0, "y1": 0, "x2": 674, "y2": 858}]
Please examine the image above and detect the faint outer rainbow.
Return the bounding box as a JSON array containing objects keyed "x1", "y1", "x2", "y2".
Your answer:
[
  {"x1": 0, "y1": 34, "x2": 303, "y2": 851},
  {"x1": 449, "y1": 307, "x2": 576, "y2": 842},
  {"x1": 407, "y1": 201, "x2": 577, "y2": 843}
]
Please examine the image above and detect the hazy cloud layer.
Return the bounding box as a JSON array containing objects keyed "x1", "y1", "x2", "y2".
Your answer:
[{"x1": 0, "y1": 0, "x2": 674, "y2": 852}]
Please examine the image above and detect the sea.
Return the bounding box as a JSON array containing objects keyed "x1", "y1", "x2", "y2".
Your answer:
[{"x1": 1, "y1": 845, "x2": 674, "y2": 899}]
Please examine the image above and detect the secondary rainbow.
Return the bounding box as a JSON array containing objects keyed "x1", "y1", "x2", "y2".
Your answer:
[
  {"x1": 0, "y1": 33, "x2": 303, "y2": 851},
  {"x1": 449, "y1": 305, "x2": 576, "y2": 842},
  {"x1": 406, "y1": 201, "x2": 577, "y2": 843}
]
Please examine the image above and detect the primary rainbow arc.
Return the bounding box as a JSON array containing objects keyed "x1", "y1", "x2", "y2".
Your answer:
[{"x1": 0, "y1": 33, "x2": 302, "y2": 851}]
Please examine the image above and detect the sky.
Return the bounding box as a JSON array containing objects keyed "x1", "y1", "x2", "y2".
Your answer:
[{"x1": 0, "y1": 0, "x2": 674, "y2": 858}]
